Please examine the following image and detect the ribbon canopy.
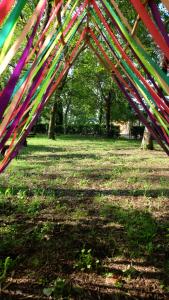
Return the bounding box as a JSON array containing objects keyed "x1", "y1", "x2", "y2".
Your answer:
[{"x1": 0, "y1": 0, "x2": 168, "y2": 173}]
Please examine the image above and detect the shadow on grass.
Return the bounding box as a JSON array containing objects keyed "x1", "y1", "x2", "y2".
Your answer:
[
  {"x1": 0, "y1": 136, "x2": 168, "y2": 299},
  {"x1": 1, "y1": 185, "x2": 168, "y2": 198},
  {"x1": 18, "y1": 146, "x2": 100, "y2": 162},
  {"x1": 22, "y1": 153, "x2": 100, "y2": 161},
  {"x1": 0, "y1": 185, "x2": 169, "y2": 299},
  {"x1": 20, "y1": 136, "x2": 140, "y2": 155},
  {"x1": 20, "y1": 145, "x2": 66, "y2": 154}
]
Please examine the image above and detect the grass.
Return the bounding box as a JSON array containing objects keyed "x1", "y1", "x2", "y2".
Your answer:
[{"x1": 0, "y1": 135, "x2": 169, "y2": 299}]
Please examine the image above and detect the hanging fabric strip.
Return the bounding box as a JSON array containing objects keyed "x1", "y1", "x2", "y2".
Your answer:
[
  {"x1": 0, "y1": 0, "x2": 47, "y2": 75},
  {"x1": 0, "y1": 60, "x2": 49, "y2": 152},
  {"x1": 0, "y1": 0, "x2": 27, "y2": 49},
  {"x1": 107, "y1": 0, "x2": 169, "y2": 102},
  {"x1": 149, "y1": 1, "x2": 169, "y2": 47},
  {"x1": 110, "y1": 0, "x2": 145, "y2": 49},
  {"x1": 90, "y1": 12, "x2": 169, "y2": 137},
  {"x1": 21, "y1": 14, "x2": 86, "y2": 134},
  {"x1": 98, "y1": 0, "x2": 169, "y2": 94},
  {"x1": 88, "y1": 36, "x2": 169, "y2": 153},
  {"x1": 21, "y1": 0, "x2": 87, "y2": 100},
  {"x1": 0, "y1": 33, "x2": 86, "y2": 173},
  {"x1": 92, "y1": 22, "x2": 168, "y2": 130},
  {"x1": 0, "y1": 0, "x2": 16, "y2": 25},
  {"x1": 129, "y1": 0, "x2": 169, "y2": 60},
  {"x1": 0, "y1": 8, "x2": 44, "y2": 120},
  {"x1": 91, "y1": 5, "x2": 169, "y2": 118},
  {"x1": 0, "y1": 9, "x2": 86, "y2": 151},
  {"x1": 18, "y1": 33, "x2": 86, "y2": 144},
  {"x1": 26, "y1": 0, "x2": 63, "y2": 64},
  {"x1": 0, "y1": 50, "x2": 52, "y2": 140},
  {"x1": 1, "y1": 0, "x2": 81, "y2": 131},
  {"x1": 95, "y1": 8, "x2": 168, "y2": 109},
  {"x1": 44, "y1": 28, "x2": 87, "y2": 101},
  {"x1": 91, "y1": 3, "x2": 169, "y2": 112},
  {"x1": 89, "y1": 27, "x2": 168, "y2": 132},
  {"x1": 91, "y1": 7, "x2": 169, "y2": 119},
  {"x1": 114, "y1": 76, "x2": 169, "y2": 155},
  {"x1": 0, "y1": 24, "x2": 16, "y2": 64}
]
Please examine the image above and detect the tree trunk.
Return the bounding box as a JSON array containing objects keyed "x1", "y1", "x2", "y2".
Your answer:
[
  {"x1": 99, "y1": 103, "x2": 103, "y2": 135},
  {"x1": 128, "y1": 121, "x2": 133, "y2": 139},
  {"x1": 64, "y1": 99, "x2": 71, "y2": 134},
  {"x1": 105, "y1": 91, "x2": 112, "y2": 137},
  {"x1": 48, "y1": 72, "x2": 68, "y2": 139},
  {"x1": 55, "y1": 99, "x2": 64, "y2": 134},
  {"x1": 48, "y1": 97, "x2": 64, "y2": 139},
  {"x1": 48, "y1": 98, "x2": 57, "y2": 140},
  {"x1": 141, "y1": 127, "x2": 154, "y2": 150}
]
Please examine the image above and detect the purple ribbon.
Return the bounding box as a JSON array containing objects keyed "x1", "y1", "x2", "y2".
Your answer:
[
  {"x1": 114, "y1": 75, "x2": 169, "y2": 155},
  {"x1": 0, "y1": 58, "x2": 48, "y2": 151},
  {"x1": 100, "y1": 0, "x2": 169, "y2": 108},
  {"x1": 0, "y1": 76, "x2": 54, "y2": 173},
  {"x1": 0, "y1": 12, "x2": 42, "y2": 120},
  {"x1": 99, "y1": 29, "x2": 166, "y2": 135},
  {"x1": 149, "y1": 1, "x2": 169, "y2": 47}
]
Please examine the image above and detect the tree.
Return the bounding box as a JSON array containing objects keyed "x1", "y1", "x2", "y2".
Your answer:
[
  {"x1": 48, "y1": 73, "x2": 68, "y2": 139},
  {"x1": 51, "y1": 48, "x2": 137, "y2": 137}
]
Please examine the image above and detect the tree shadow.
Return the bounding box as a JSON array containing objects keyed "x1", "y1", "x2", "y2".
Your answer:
[
  {"x1": 19, "y1": 144, "x2": 66, "y2": 155},
  {"x1": 0, "y1": 184, "x2": 169, "y2": 299},
  {"x1": 0, "y1": 136, "x2": 168, "y2": 299},
  {"x1": 0, "y1": 184, "x2": 168, "y2": 199},
  {"x1": 23, "y1": 153, "x2": 100, "y2": 161}
]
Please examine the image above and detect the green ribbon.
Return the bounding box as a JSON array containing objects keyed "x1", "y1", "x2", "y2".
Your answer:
[
  {"x1": 10, "y1": 0, "x2": 79, "y2": 102},
  {"x1": 91, "y1": 10, "x2": 169, "y2": 133},
  {"x1": 100, "y1": 0, "x2": 169, "y2": 93},
  {"x1": 20, "y1": 9, "x2": 86, "y2": 133},
  {"x1": 0, "y1": 0, "x2": 27, "y2": 49},
  {"x1": 0, "y1": 24, "x2": 16, "y2": 63}
]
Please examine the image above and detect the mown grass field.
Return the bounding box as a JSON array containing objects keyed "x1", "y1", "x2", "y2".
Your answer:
[{"x1": 0, "y1": 135, "x2": 169, "y2": 299}]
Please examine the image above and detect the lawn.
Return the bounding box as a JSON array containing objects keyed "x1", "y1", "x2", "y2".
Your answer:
[{"x1": 0, "y1": 135, "x2": 169, "y2": 299}]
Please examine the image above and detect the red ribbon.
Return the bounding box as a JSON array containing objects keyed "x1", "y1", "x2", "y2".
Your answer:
[
  {"x1": 129, "y1": 0, "x2": 169, "y2": 61},
  {"x1": 0, "y1": 0, "x2": 15, "y2": 25},
  {"x1": 92, "y1": 0, "x2": 169, "y2": 116}
]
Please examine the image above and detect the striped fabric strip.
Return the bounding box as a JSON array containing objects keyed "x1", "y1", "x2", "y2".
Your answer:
[
  {"x1": 0, "y1": 0, "x2": 15, "y2": 25},
  {"x1": 0, "y1": 0, "x2": 27, "y2": 49}
]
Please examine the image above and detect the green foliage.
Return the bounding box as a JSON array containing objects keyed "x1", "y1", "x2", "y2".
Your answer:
[
  {"x1": 123, "y1": 266, "x2": 138, "y2": 279},
  {"x1": 5, "y1": 187, "x2": 14, "y2": 198},
  {"x1": 43, "y1": 277, "x2": 72, "y2": 299},
  {"x1": 114, "y1": 280, "x2": 123, "y2": 289},
  {"x1": 0, "y1": 257, "x2": 12, "y2": 284},
  {"x1": 74, "y1": 248, "x2": 99, "y2": 271},
  {"x1": 100, "y1": 204, "x2": 157, "y2": 257},
  {"x1": 39, "y1": 222, "x2": 54, "y2": 240},
  {"x1": 59, "y1": 49, "x2": 135, "y2": 129},
  {"x1": 27, "y1": 199, "x2": 41, "y2": 216}
]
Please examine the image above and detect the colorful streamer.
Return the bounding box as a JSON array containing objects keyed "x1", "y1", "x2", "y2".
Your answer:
[
  {"x1": 0, "y1": 0, "x2": 168, "y2": 173},
  {"x1": 0, "y1": 0, "x2": 27, "y2": 49},
  {"x1": 0, "y1": 0, "x2": 16, "y2": 25}
]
